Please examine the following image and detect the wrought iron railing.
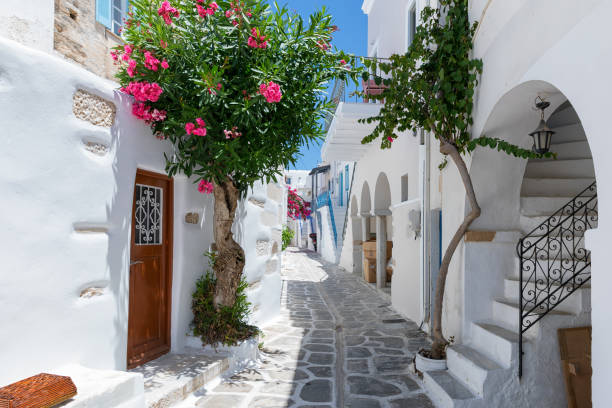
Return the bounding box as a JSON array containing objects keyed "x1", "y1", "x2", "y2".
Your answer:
[{"x1": 517, "y1": 181, "x2": 597, "y2": 378}]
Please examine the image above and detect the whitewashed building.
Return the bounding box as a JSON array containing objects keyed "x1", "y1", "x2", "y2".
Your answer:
[
  {"x1": 0, "y1": 3, "x2": 283, "y2": 405},
  {"x1": 316, "y1": 0, "x2": 611, "y2": 406}
]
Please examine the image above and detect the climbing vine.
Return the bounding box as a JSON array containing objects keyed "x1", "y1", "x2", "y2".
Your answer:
[{"x1": 360, "y1": 0, "x2": 554, "y2": 359}]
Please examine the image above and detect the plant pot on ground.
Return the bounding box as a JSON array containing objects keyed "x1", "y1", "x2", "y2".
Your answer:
[{"x1": 415, "y1": 348, "x2": 448, "y2": 374}]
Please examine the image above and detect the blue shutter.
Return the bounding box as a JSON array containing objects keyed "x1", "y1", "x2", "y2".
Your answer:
[{"x1": 96, "y1": 0, "x2": 112, "y2": 28}]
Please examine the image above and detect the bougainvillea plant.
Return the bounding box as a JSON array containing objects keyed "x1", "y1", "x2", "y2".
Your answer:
[
  {"x1": 287, "y1": 187, "x2": 311, "y2": 220},
  {"x1": 359, "y1": 0, "x2": 554, "y2": 359},
  {"x1": 113, "y1": 0, "x2": 360, "y2": 309}
]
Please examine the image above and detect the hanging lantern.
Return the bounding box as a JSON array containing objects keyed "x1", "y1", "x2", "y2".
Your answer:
[{"x1": 529, "y1": 97, "x2": 555, "y2": 154}]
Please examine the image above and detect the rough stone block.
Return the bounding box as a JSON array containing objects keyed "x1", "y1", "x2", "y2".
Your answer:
[
  {"x1": 73, "y1": 89, "x2": 116, "y2": 127},
  {"x1": 256, "y1": 240, "x2": 271, "y2": 256}
]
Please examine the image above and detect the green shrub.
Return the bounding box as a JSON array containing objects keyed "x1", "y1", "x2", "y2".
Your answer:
[
  {"x1": 191, "y1": 253, "x2": 258, "y2": 347},
  {"x1": 282, "y1": 225, "x2": 295, "y2": 251}
]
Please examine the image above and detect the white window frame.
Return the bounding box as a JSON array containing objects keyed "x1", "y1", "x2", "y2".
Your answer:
[{"x1": 406, "y1": 0, "x2": 417, "y2": 52}]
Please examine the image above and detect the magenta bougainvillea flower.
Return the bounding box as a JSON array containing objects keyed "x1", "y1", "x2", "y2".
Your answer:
[
  {"x1": 287, "y1": 187, "x2": 311, "y2": 220},
  {"x1": 158, "y1": 1, "x2": 180, "y2": 25},
  {"x1": 197, "y1": 180, "x2": 214, "y2": 194},
  {"x1": 259, "y1": 81, "x2": 282, "y2": 103}
]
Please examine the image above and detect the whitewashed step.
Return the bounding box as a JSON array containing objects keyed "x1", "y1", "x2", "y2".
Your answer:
[
  {"x1": 549, "y1": 123, "x2": 586, "y2": 143},
  {"x1": 504, "y1": 278, "x2": 591, "y2": 314},
  {"x1": 470, "y1": 323, "x2": 519, "y2": 369},
  {"x1": 54, "y1": 365, "x2": 145, "y2": 408},
  {"x1": 523, "y1": 159, "x2": 594, "y2": 179},
  {"x1": 521, "y1": 177, "x2": 595, "y2": 197},
  {"x1": 446, "y1": 345, "x2": 504, "y2": 398},
  {"x1": 519, "y1": 213, "x2": 598, "y2": 232},
  {"x1": 492, "y1": 299, "x2": 573, "y2": 339},
  {"x1": 547, "y1": 141, "x2": 592, "y2": 160},
  {"x1": 423, "y1": 370, "x2": 482, "y2": 408},
  {"x1": 520, "y1": 196, "x2": 596, "y2": 216}
]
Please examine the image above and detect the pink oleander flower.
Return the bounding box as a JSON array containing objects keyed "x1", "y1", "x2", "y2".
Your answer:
[
  {"x1": 231, "y1": 20, "x2": 239, "y2": 26},
  {"x1": 160, "y1": 40, "x2": 168, "y2": 49},
  {"x1": 151, "y1": 109, "x2": 167, "y2": 122},
  {"x1": 185, "y1": 122, "x2": 196, "y2": 135},
  {"x1": 259, "y1": 81, "x2": 282, "y2": 103},
  {"x1": 196, "y1": 118, "x2": 206, "y2": 127},
  {"x1": 387, "y1": 136, "x2": 394, "y2": 143},
  {"x1": 124, "y1": 44, "x2": 133, "y2": 56},
  {"x1": 223, "y1": 126, "x2": 242, "y2": 139},
  {"x1": 161, "y1": 59, "x2": 169, "y2": 69},
  {"x1": 122, "y1": 81, "x2": 163, "y2": 102},
  {"x1": 340, "y1": 59, "x2": 346, "y2": 65},
  {"x1": 248, "y1": 28, "x2": 268, "y2": 49},
  {"x1": 158, "y1": 1, "x2": 179, "y2": 25},
  {"x1": 127, "y1": 59, "x2": 137, "y2": 77},
  {"x1": 132, "y1": 103, "x2": 167, "y2": 124},
  {"x1": 144, "y1": 51, "x2": 160, "y2": 71},
  {"x1": 198, "y1": 180, "x2": 214, "y2": 194},
  {"x1": 110, "y1": 51, "x2": 118, "y2": 61},
  {"x1": 216, "y1": 83, "x2": 222, "y2": 90},
  {"x1": 225, "y1": 10, "x2": 233, "y2": 18},
  {"x1": 192, "y1": 127, "x2": 206, "y2": 136}
]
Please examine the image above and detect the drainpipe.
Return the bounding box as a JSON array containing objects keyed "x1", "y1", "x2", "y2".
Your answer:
[{"x1": 421, "y1": 129, "x2": 432, "y2": 333}]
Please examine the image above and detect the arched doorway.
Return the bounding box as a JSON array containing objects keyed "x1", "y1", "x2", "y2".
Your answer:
[
  {"x1": 374, "y1": 173, "x2": 392, "y2": 290},
  {"x1": 350, "y1": 195, "x2": 362, "y2": 276},
  {"x1": 459, "y1": 81, "x2": 598, "y2": 407}
]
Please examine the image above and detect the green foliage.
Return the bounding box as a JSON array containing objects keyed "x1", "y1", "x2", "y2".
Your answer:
[
  {"x1": 191, "y1": 270, "x2": 258, "y2": 347},
  {"x1": 115, "y1": 0, "x2": 361, "y2": 192},
  {"x1": 358, "y1": 0, "x2": 555, "y2": 161},
  {"x1": 281, "y1": 225, "x2": 295, "y2": 250}
]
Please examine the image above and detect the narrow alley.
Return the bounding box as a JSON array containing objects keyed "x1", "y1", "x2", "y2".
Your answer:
[{"x1": 188, "y1": 248, "x2": 434, "y2": 407}]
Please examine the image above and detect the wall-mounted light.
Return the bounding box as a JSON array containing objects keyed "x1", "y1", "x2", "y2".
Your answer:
[{"x1": 529, "y1": 96, "x2": 555, "y2": 154}]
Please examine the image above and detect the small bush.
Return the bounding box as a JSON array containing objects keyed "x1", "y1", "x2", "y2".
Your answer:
[
  {"x1": 282, "y1": 225, "x2": 295, "y2": 250},
  {"x1": 191, "y1": 265, "x2": 258, "y2": 347}
]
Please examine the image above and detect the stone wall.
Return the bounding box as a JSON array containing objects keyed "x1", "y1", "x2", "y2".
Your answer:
[{"x1": 54, "y1": 0, "x2": 120, "y2": 80}]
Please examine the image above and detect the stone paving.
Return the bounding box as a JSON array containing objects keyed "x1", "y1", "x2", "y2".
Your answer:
[{"x1": 185, "y1": 248, "x2": 434, "y2": 408}]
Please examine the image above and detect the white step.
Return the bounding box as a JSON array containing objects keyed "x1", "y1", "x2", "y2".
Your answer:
[
  {"x1": 503, "y1": 278, "x2": 590, "y2": 314},
  {"x1": 524, "y1": 159, "x2": 594, "y2": 179},
  {"x1": 423, "y1": 370, "x2": 482, "y2": 408},
  {"x1": 520, "y1": 195, "x2": 596, "y2": 216},
  {"x1": 446, "y1": 345, "x2": 504, "y2": 398},
  {"x1": 470, "y1": 323, "x2": 519, "y2": 369},
  {"x1": 54, "y1": 365, "x2": 145, "y2": 408},
  {"x1": 519, "y1": 213, "x2": 598, "y2": 232},
  {"x1": 548, "y1": 104, "x2": 579, "y2": 128},
  {"x1": 547, "y1": 141, "x2": 592, "y2": 160},
  {"x1": 492, "y1": 299, "x2": 573, "y2": 339},
  {"x1": 549, "y1": 123, "x2": 586, "y2": 143},
  {"x1": 521, "y1": 177, "x2": 595, "y2": 197}
]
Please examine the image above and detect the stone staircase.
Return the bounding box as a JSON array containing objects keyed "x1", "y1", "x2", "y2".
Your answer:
[{"x1": 423, "y1": 103, "x2": 595, "y2": 408}]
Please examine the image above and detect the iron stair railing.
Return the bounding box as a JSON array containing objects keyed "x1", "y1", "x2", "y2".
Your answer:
[{"x1": 517, "y1": 181, "x2": 597, "y2": 378}]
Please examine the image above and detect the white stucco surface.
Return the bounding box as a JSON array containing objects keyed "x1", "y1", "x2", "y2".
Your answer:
[
  {"x1": 0, "y1": 0, "x2": 54, "y2": 52},
  {"x1": 0, "y1": 37, "x2": 281, "y2": 387}
]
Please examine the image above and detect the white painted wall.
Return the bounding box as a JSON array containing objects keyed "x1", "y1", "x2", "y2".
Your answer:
[
  {"x1": 1, "y1": 0, "x2": 54, "y2": 52},
  {"x1": 0, "y1": 37, "x2": 281, "y2": 386}
]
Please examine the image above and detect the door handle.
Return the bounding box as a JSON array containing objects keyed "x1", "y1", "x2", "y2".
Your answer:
[{"x1": 130, "y1": 261, "x2": 144, "y2": 266}]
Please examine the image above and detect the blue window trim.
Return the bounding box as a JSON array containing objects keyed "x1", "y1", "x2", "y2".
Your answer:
[{"x1": 96, "y1": 0, "x2": 112, "y2": 28}]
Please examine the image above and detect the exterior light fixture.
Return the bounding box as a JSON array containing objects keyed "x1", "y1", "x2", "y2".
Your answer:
[{"x1": 529, "y1": 96, "x2": 555, "y2": 154}]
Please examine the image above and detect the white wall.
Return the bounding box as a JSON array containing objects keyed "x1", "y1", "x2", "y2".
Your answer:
[
  {"x1": 0, "y1": 37, "x2": 281, "y2": 386},
  {"x1": 1, "y1": 0, "x2": 54, "y2": 52}
]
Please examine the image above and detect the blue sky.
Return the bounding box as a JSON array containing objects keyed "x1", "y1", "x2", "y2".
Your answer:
[{"x1": 279, "y1": 0, "x2": 367, "y2": 170}]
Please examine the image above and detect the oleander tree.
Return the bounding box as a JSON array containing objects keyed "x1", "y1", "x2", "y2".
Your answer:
[
  {"x1": 113, "y1": 0, "x2": 359, "y2": 308},
  {"x1": 360, "y1": 0, "x2": 554, "y2": 359}
]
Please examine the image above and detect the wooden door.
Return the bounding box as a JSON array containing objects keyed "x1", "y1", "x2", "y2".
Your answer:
[{"x1": 127, "y1": 169, "x2": 173, "y2": 369}]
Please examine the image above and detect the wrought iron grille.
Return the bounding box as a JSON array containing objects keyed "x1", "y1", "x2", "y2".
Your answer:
[
  {"x1": 134, "y1": 184, "x2": 163, "y2": 245},
  {"x1": 517, "y1": 181, "x2": 597, "y2": 378}
]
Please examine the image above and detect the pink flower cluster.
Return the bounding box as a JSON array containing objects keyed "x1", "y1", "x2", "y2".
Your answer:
[
  {"x1": 223, "y1": 127, "x2": 242, "y2": 139},
  {"x1": 158, "y1": 1, "x2": 180, "y2": 25},
  {"x1": 225, "y1": 2, "x2": 251, "y2": 26},
  {"x1": 259, "y1": 81, "x2": 282, "y2": 103},
  {"x1": 144, "y1": 51, "x2": 160, "y2": 71},
  {"x1": 132, "y1": 103, "x2": 167, "y2": 124},
  {"x1": 122, "y1": 81, "x2": 164, "y2": 102},
  {"x1": 287, "y1": 188, "x2": 311, "y2": 220},
  {"x1": 317, "y1": 40, "x2": 331, "y2": 51},
  {"x1": 387, "y1": 136, "x2": 394, "y2": 143},
  {"x1": 198, "y1": 180, "x2": 214, "y2": 194},
  {"x1": 185, "y1": 118, "x2": 207, "y2": 136},
  {"x1": 248, "y1": 28, "x2": 268, "y2": 49},
  {"x1": 196, "y1": 1, "x2": 218, "y2": 18}
]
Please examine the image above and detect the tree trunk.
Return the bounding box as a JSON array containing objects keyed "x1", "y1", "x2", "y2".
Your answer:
[
  {"x1": 430, "y1": 141, "x2": 481, "y2": 359},
  {"x1": 212, "y1": 179, "x2": 246, "y2": 308}
]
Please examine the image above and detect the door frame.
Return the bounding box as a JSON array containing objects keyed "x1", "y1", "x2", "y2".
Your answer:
[{"x1": 127, "y1": 168, "x2": 174, "y2": 369}]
